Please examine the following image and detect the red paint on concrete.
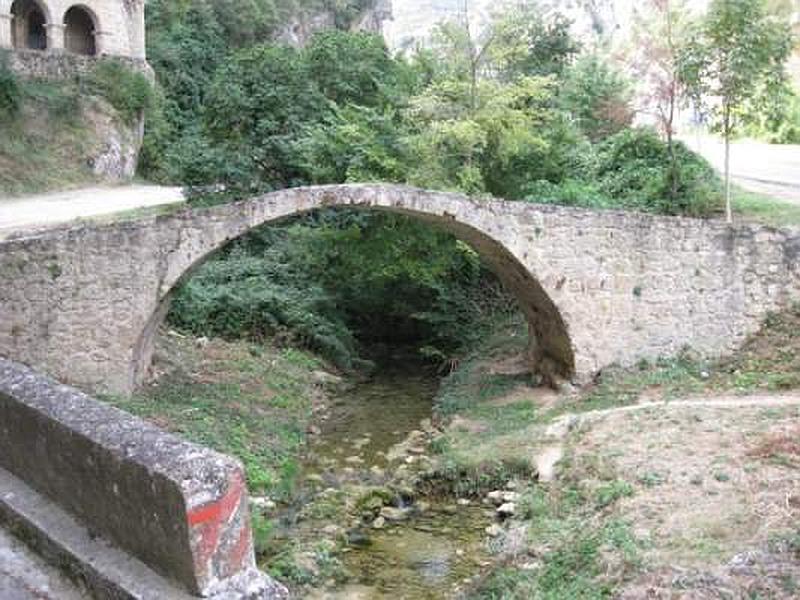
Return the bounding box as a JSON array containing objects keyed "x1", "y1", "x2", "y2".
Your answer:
[
  {"x1": 187, "y1": 472, "x2": 248, "y2": 577},
  {"x1": 188, "y1": 473, "x2": 245, "y2": 527}
]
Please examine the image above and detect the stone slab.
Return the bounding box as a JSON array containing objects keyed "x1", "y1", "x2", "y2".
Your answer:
[{"x1": 0, "y1": 359, "x2": 287, "y2": 598}]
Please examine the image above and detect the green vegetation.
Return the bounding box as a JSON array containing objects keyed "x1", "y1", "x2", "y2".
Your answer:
[
  {"x1": 86, "y1": 59, "x2": 155, "y2": 124},
  {"x1": 0, "y1": 74, "x2": 90, "y2": 195},
  {"x1": 104, "y1": 336, "x2": 322, "y2": 498},
  {"x1": 141, "y1": 0, "x2": 727, "y2": 219},
  {"x1": 472, "y1": 472, "x2": 640, "y2": 598},
  {"x1": 168, "y1": 210, "x2": 506, "y2": 371},
  {"x1": 678, "y1": 0, "x2": 794, "y2": 220},
  {"x1": 732, "y1": 186, "x2": 800, "y2": 226},
  {"x1": 0, "y1": 56, "x2": 21, "y2": 114}
]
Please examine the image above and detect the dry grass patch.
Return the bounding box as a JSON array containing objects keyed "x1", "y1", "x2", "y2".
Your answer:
[{"x1": 574, "y1": 403, "x2": 800, "y2": 597}]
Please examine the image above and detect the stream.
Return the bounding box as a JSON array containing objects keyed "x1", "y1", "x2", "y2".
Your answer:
[{"x1": 264, "y1": 359, "x2": 494, "y2": 599}]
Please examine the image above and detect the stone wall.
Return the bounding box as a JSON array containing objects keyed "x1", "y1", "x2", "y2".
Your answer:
[
  {"x1": 0, "y1": 184, "x2": 798, "y2": 395},
  {"x1": 0, "y1": 358, "x2": 287, "y2": 598},
  {"x1": 3, "y1": 47, "x2": 149, "y2": 79}
]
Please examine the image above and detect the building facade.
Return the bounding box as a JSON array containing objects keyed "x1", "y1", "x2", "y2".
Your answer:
[{"x1": 0, "y1": 0, "x2": 145, "y2": 60}]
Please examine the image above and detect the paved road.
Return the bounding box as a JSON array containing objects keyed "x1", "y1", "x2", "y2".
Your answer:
[
  {"x1": 681, "y1": 134, "x2": 800, "y2": 204},
  {"x1": 0, "y1": 527, "x2": 87, "y2": 600},
  {"x1": 0, "y1": 184, "x2": 185, "y2": 238}
]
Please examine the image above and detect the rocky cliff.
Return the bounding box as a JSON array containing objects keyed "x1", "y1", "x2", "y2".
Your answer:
[{"x1": 275, "y1": 0, "x2": 393, "y2": 47}]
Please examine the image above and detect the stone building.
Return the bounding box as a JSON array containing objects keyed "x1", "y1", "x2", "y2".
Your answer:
[{"x1": 0, "y1": 0, "x2": 145, "y2": 60}]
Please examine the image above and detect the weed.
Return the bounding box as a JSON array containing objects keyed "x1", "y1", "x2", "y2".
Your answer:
[
  {"x1": 595, "y1": 480, "x2": 634, "y2": 509},
  {"x1": 638, "y1": 471, "x2": 667, "y2": 488}
]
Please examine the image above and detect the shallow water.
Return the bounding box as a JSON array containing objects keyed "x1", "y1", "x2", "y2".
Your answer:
[{"x1": 291, "y1": 361, "x2": 492, "y2": 599}]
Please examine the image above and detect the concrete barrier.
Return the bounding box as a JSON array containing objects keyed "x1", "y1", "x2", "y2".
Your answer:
[{"x1": 0, "y1": 358, "x2": 287, "y2": 599}]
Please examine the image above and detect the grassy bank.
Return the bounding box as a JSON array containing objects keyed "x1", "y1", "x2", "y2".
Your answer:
[
  {"x1": 104, "y1": 332, "x2": 326, "y2": 499},
  {"x1": 427, "y1": 305, "x2": 800, "y2": 598},
  {"x1": 733, "y1": 187, "x2": 800, "y2": 227}
]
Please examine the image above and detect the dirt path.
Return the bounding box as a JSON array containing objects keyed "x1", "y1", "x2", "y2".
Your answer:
[
  {"x1": 0, "y1": 184, "x2": 184, "y2": 239},
  {"x1": 565, "y1": 393, "x2": 800, "y2": 426}
]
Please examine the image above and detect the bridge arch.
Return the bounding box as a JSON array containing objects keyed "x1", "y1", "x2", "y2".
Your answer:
[{"x1": 131, "y1": 184, "x2": 577, "y2": 389}]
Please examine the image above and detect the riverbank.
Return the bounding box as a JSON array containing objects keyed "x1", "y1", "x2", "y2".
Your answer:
[{"x1": 102, "y1": 305, "x2": 800, "y2": 598}]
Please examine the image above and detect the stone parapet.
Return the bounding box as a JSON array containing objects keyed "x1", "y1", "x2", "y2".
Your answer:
[{"x1": 0, "y1": 358, "x2": 287, "y2": 599}]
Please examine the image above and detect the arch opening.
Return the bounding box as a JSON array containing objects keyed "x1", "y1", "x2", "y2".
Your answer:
[
  {"x1": 10, "y1": 0, "x2": 47, "y2": 50},
  {"x1": 130, "y1": 188, "x2": 576, "y2": 392},
  {"x1": 63, "y1": 5, "x2": 95, "y2": 55}
]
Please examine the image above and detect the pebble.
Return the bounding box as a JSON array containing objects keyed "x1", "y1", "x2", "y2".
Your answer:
[
  {"x1": 372, "y1": 516, "x2": 386, "y2": 530},
  {"x1": 380, "y1": 506, "x2": 409, "y2": 522},
  {"x1": 457, "y1": 498, "x2": 471, "y2": 506},
  {"x1": 485, "y1": 524, "x2": 503, "y2": 537},
  {"x1": 250, "y1": 496, "x2": 276, "y2": 511},
  {"x1": 486, "y1": 490, "x2": 504, "y2": 505}
]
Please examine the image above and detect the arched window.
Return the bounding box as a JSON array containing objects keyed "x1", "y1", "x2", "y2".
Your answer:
[
  {"x1": 64, "y1": 5, "x2": 96, "y2": 56},
  {"x1": 10, "y1": 0, "x2": 48, "y2": 51}
]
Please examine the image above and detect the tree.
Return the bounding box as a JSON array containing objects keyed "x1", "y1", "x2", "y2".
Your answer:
[
  {"x1": 558, "y1": 54, "x2": 634, "y2": 141},
  {"x1": 629, "y1": 0, "x2": 692, "y2": 201},
  {"x1": 678, "y1": 0, "x2": 793, "y2": 222},
  {"x1": 304, "y1": 30, "x2": 396, "y2": 107},
  {"x1": 489, "y1": 0, "x2": 581, "y2": 80},
  {"x1": 204, "y1": 45, "x2": 327, "y2": 193}
]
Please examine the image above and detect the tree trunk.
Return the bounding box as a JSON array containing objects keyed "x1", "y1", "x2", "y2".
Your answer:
[{"x1": 724, "y1": 106, "x2": 732, "y2": 223}]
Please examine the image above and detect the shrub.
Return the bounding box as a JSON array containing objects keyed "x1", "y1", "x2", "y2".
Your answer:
[
  {"x1": 0, "y1": 56, "x2": 21, "y2": 116},
  {"x1": 524, "y1": 179, "x2": 614, "y2": 210},
  {"x1": 559, "y1": 54, "x2": 634, "y2": 142},
  {"x1": 88, "y1": 59, "x2": 153, "y2": 123},
  {"x1": 596, "y1": 128, "x2": 722, "y2": 217},
  {"x1": 524, "y1": 128, "x2": 722, "y2": 217}
]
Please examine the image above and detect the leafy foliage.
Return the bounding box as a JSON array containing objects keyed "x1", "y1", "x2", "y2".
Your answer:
[
  {"x1": 168, "y1": 211, "x2": 502, "y2": 370},
  {"x1": 677, "y1": 0, "x2": 793, "y2": 218},
  {"x1": 0, "y1": 56, "x2": 21, "y2": 116},
  {"x1": 87, "y1": 59, "x2": 154, "y2": 124},
  {"x1": 558, "y1": 54, "x2": 634, "y2": 142},
  {"x1": 203, "y1": 44, "x2": 325, "y2": 194}
]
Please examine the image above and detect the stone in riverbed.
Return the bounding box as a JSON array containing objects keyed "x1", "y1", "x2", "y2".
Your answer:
[
  {"x1": 486, "y1": 490, "x2": 504, "y2": 505},
  {"x1": 485, "y1": 524, "x2": 503, "y2": 537},
  {"x1": 497, "y1": 502, "x2": 516, "y2": 518},
  {"x1": 380, "y1": 506, "x2": 409, "y2": 522},
  {"x1": 372, "y1": 516, "x2": 386, "y2": 530},
  {"x1": 347, "y1": 529, "x2": 372, "y2": 547}
]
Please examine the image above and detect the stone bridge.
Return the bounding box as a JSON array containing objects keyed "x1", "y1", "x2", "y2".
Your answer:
[{"x1": 1, "y1": 184, "x2": 799, "y2": 395}]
